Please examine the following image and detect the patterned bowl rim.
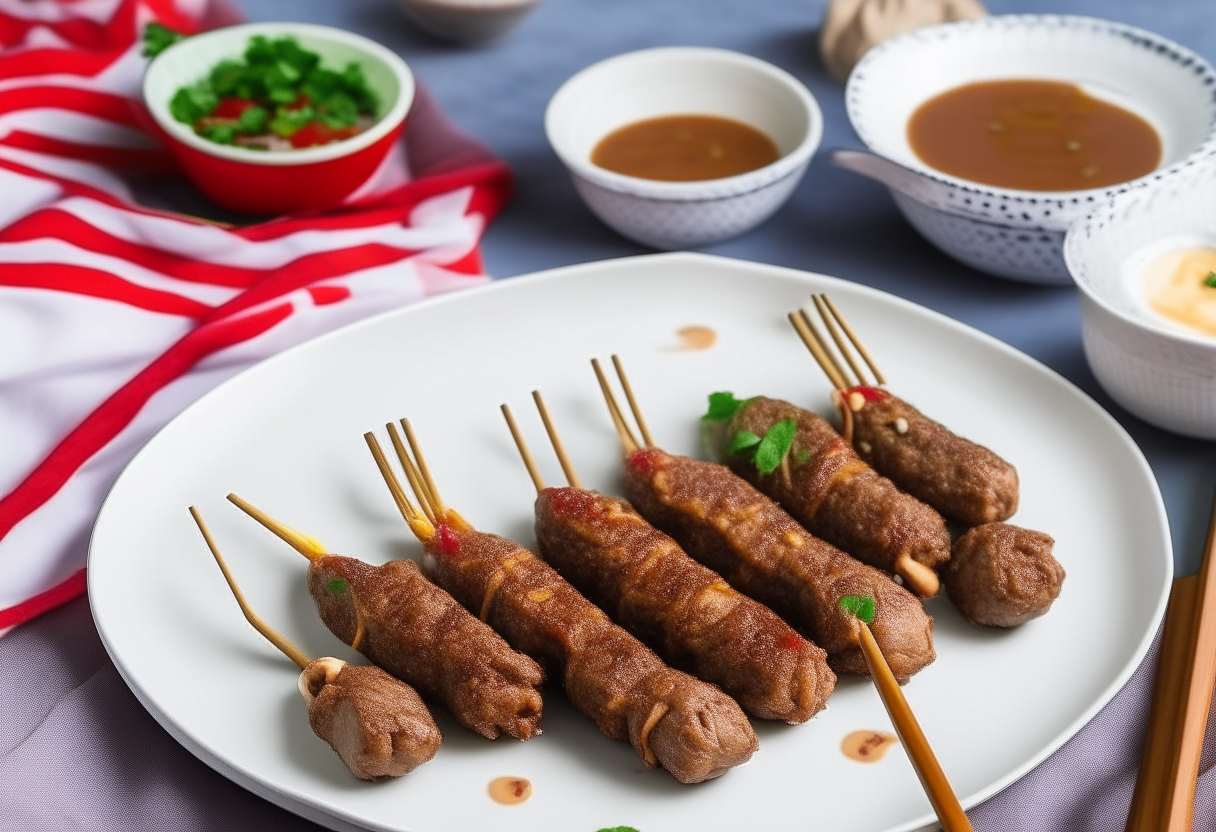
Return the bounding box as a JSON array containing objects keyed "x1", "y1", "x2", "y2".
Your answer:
[
  {"x1": 846, "y1": 14, "x2": 1216, "y2": 207},
  {"x1": 1064, "y1": 154, "x2": 1216, "y2": 351}
]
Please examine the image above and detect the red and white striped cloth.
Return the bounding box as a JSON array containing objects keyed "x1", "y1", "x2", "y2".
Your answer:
[{"x1": 0, "y1": 0, "x2": 513, "y2": 634}]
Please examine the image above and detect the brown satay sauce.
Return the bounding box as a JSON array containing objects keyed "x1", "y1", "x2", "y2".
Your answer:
[
  {"x1": 487, "y1": 776, "x2": 532, "y2": 805},
  {"x1": 841, "y1": 730, "x2": 899, "y2": 762},
  {"x1": 591, "y1": 115, "x2": 780, "y2": 181},
  {"x1": 907, "y1": 79, "x2": 1161, "y2": 191}
]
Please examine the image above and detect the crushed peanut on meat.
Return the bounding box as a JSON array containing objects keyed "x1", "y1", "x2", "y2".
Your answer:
[{"x1": 894, "y1": 417, "x2": 908, "y2": 434}]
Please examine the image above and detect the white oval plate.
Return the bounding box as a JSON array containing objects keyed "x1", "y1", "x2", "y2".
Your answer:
[{"x1": 90, "y1": 252, "x2": 1171, "y2": 832}]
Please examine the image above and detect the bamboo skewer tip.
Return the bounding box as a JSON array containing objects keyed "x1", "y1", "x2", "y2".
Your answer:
[{"x1": 225, "y1": 493, "x2": 326, "y2": 562}]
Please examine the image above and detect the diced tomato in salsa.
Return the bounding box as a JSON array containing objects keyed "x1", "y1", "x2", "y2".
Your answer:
[
  {"x1": 289, "y1": 121, "x2": 360, "y2": 148},
  {"x1": 212, "y1": 97, "x2": 256, "y2": 119}
]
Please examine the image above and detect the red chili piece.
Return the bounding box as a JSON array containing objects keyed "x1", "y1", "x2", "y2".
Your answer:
[
  {"x1": 847, "y1": 385, "x2": 889, "y2": 402},
  {"x1": 627, "y1": 448, "x2": 667, "y2": 474},
  {"x1": 435, "y1": 523, "x2": 461, "y2": 557},
  {"x1": 546, "y1": 487, "x2": 600, "y2": 522},
  {"x1": 778, "y1": 633, "x2": 803, "y2": 651},
  {"x1": 289, "y1": 121, "x2": 359, "y2": 149}
]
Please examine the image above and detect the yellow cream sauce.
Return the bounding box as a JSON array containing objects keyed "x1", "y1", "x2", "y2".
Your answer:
[{"x1": 1143, "y1": 246, "x2": 1216, "y2": 337}]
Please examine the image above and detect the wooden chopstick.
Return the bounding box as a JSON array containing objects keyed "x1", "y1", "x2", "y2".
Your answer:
[
  {"x1": 1125, "y1": 486, "x2": 1216, "y2": 832},
  {"x1": 857, "y1": 621, "x2": 972, "y2": 832}
]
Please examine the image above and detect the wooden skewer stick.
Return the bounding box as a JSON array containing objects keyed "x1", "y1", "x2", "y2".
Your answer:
[
  {"x1": 386, "y1": 423, "x2": 436, "y2": 526},
  {"x1": 532, "y1": 390, "x2": 584, "y2": 488},
  {"x1": 798, "y1": 309, "x2": 855, "y2": 388},
  {"x1": 610, "y1": 355, "x2": 655, "y2": 448},
  {"x1": 813, "y1": 294, "x2": 869, "y2": 388},
  {"x1": 818, "y1": 293, "x2": 886, "y2": 386},
  {"x1": 532, "y1": 390, "x2": 582, "y2": 488},
  {"x1": 364, "y1": 432, "x2": 435, "y2": 541},
  {"x1": 401, "y1": 419, "x2": 448, "y2": 520},
  {"x1": 591, "y1": 358, "x2": 641, "y2": 454},
  {"x1": 501, "y1": 403, "x2": 546, "y2": 493},
  {"x1": 226, "y1": 494, "x2": 327, "y2": 562},
  {"x1": 189, "y1": 506, "x2": 311, "y2": 670},
  {"x1": 788, "y1": 311, "x2": 848, "y2": 392},
  {"x1": 1126, "y1": 485, "x2": 1216, "y2": 832},
  {"x1": 857, "y1": 619, "x2": 972, "y2": 832}
]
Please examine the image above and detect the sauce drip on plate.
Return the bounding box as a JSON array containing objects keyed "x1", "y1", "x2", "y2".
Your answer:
[
  {"x1": 841, "y1": 730, "x2": 898, "y2": 762},
  {"x1": 592, "y1": 115, "x2": 780, "y2": 182},
  {"x1": 1143, "y1": 246, "x2": 1216, "y2": 337},
  {"x1": 674, "y1": 325, "x2": 717, "y2": 350},
  {"x1": 488, "y1": 776, "x2": 533, "y2": 804},
  {"x1": 908, "y1": 80, "x2": 1161, "y2": 190}
]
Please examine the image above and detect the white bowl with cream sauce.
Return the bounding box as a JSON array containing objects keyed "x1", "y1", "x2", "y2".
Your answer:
[{"x1": 1065, "y1": 154, "x2": 1216, "y2": 439}]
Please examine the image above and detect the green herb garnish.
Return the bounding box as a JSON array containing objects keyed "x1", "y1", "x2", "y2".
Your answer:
[
  {"x1": 794, "y1": 448, "x2": 811, "y2": 466},
  {"x1": 702, "y1": 391, "x2": 747, "y2": 422},
  {"x1": 597, "y1": 828, "x2": 641, "y2": 832},
  {"x1": 143, "y1": 22, "x2": 185, "y2": 58},
  {"x1": 1205, "y1": 271, "x2": 1216, "y2": 288},
  {"x1": 727, "y1": 430, "x2": 761, "y2": 454},
  {"x1": 166, "y1": 34, "x2": 379, "y2": 149},
  {"x1": 326, "y1": 578, "x2": 348, "y2": 594},
  {"x1": 753, "y1": 418, "x2": 797, "y2": 474},
  {"x1": 838, "y1": 594, "x2": 876, "y2": 624}
]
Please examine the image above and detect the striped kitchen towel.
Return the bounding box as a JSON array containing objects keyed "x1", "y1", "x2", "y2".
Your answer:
[{"x1": 0, "y1": 0, "x2": 513, "y2": 633}]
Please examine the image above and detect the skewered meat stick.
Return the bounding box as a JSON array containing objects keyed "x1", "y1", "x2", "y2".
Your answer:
[
  {"x1": 503, "y1": 395, "x2": 835, "y2": 723},
  {"x1": 188, "y1": 506, "x2": 441, "y2": 781},
  {"x1": 799, "y1": 298, "x2": 1064, "y2": 625},
  {"x1": 795, "y1": 295, "x2": 1019, "y2": 527},
  {"x1": 225, "y1": 493, "x2": 544, "y2": 741},
  {"x1": 594, "y1": 357, "x2": 935, "y2": 682},
  {"x1": 702, "y1": 388, "x2": 947, "y2": 599},
  {"x1": 365, "y1": 423, "x2": 758, "y2": 784}
]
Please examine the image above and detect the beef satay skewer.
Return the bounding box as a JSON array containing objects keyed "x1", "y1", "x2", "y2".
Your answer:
[
  {"x1": 225, "y1": 492, "x2": 545, "y2": 741},
  {"x1": 803, "y1": 298, "x2": 1064, "y2": 626},
  {"x1": 502, "y1": 396, "x2": 835, "y2": 723},
  {"x1": 594, "y1": 357, "x2": 936, "y2": 682},
  {"x1": 366, "y1": 424, "x2": 758, "y2": 783},
  {"x1": 800, "y1": 296, "x2": 1019, "y2": 527},
  {"x1": 188, "y1": 506, "x2": 441, "y2": 781}
]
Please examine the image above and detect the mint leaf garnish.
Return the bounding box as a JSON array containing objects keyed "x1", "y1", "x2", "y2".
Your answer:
[
  {"x1": 753, "y1": 418, "x2": 796, "y2": 474},
  {"x1": 702, "y1": 391, "x2": 746, "y2": 422},
  {"x1": 728, "y1": 430, "x2": 761, "y2": 454},
  {"x1": 839, "y1": 594, "x2": 876, "y2": 624}
]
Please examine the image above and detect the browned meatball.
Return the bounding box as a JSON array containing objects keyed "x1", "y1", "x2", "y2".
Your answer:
[
  {"x1": 300, "y1": 658, "x2": 442, "y2": 781},
  {"x1": 944, "y1": 523, "x2": 1064, "y2": 627}
]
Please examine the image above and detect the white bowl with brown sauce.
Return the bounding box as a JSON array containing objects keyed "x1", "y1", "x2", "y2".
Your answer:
[
  {"x1": 1065, "y1": 155, "x2": 1216, "y2": 439},
  {"x1": 838, "y1": 15, "x2": 1216, "y2": 284},
  {"x1": 545, "y1": 47, "x2": 823, "y2": 249}
]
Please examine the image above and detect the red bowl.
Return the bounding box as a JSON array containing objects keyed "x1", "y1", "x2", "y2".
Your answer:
[{"x1": 142, "y1": 22, "x2": 415, "y2": 216}]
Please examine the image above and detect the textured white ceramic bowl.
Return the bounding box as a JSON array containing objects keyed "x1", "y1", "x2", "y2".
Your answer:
[
  {"x1": 1065, "y1": 154, "x2": 1216, "y2": 439},
  {"x1": 545, "y1": 47, "x2": 823, "y2": 250},
  {"x1": 841, "y1": 15, "x2": 1216, "y2": 285},
  {"x1": 392, "y1": 0, "x2": 541, "y2": 46}
]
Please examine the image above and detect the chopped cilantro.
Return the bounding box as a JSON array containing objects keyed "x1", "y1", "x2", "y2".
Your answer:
[
  {"x1": 143, "y1": 22, "x2": 185, "y2": 58},
  {"x1": 169, "y1": 83, "x2": 218, "y2": 125},
  {"x1": 839, "y1": 594, "x2": 876, "y2": 624},
  {"x1": 727, "y1": 430, "x2": 761, "y2": 455},
  {"x1": 199, "y1": 123, "x2": 236, "y2": 145},
  {"x1": 702, "y1": 391, "x2": 747, "y2": 422},
  {"x1": 326, "y1": 578, "x2": 348, "y2": 594},
  {"x1": 1206, "y1": 271, "x2": 1216, "y2": 288},
  {"x1": 753, "y1": 418, "x2": 797, "y2": 474},
  {"x1": 236, "y1": 105, "x2": 268, "y2": 134}
]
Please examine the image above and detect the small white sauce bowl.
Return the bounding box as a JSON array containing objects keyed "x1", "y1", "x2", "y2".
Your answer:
[
  {"x1": 1065, "y1": 155, "x2": 1216, "y2": 439},
  {"x1": 392, "y1": 0, "x2": 541, "y2": 46},
  {"x1": 545, "y1": 47, "x2": 823, "y2": 250},
  {"x1": 840, "y1": 15, "x2": 1216, "y2": 285}
]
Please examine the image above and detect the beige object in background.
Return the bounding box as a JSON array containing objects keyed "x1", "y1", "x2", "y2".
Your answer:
[{"x1": 819, "y1": 0, "x2": 987, "y2": 81}]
